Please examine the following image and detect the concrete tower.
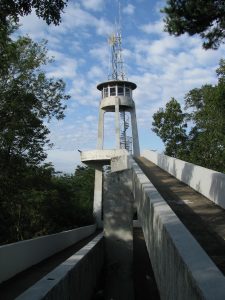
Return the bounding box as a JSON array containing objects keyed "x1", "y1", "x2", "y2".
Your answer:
[
  {"x1": 81, "y1": 15, "x2": 140, "y2": 227},
  {"x1": 96, "y1": 20, "x2": 140, "y2": 156}
]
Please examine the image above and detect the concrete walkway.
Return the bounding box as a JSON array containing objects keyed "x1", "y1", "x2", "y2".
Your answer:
[
  {"x1": 0, "y1": 231, "x2": 100, "y2": 300},
  {"x1": 133, "y1": 228, "x2": 160, "y2": 300},
  {"x1": 136, "y1": 157, "x2": 225, "y2": 275}
]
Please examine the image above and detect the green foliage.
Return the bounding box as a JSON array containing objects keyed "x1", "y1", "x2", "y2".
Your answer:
[
  {"x1": 0, "y1": 165, "x2": 95, "y2": 245},
  {"x1": 0, "y1": 0, "x2": 68, "y2": 26},
  {"x1": 0, "y1": 2, "x2": 95, "y2": 246},
  {"x1": 0, "y1": 29, "x2": 70, "y2": 245},
  {"x1": 0, "y1": 32, "x2": 69, "y2": 168},
  {"x1": 152, "y1": 98, "x2": 188, "y2": 157},
  {"x1": 152, "y1": 59, "x2": 225, "y2": 173},
  {"x1": 162, "y1": 0, "x2": 225, "y2": 49},
  {"x1": 0, "y1": 17, "x2": 97, "y2": 246}
]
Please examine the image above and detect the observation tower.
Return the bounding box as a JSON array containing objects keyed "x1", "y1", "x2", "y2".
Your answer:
[
  {"x1": 96, "y1": 30, "x2": 140, "y2": 156},
  {"x1": 81, "y1": 17, "x2": 140, "y2": 227}
]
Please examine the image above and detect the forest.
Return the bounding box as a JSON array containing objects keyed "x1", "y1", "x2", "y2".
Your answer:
[{"x1": 0, "y1": 1, "x2": 95, "y2": 245}]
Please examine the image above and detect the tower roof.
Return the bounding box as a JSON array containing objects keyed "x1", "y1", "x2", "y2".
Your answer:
[{"x1": 97, "y1": 80, "x2": 137, "y2": 91}]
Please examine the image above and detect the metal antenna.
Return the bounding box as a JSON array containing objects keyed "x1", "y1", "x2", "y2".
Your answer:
[{"x1": 108, "y1": 1, "x2": 126, "y2": 81}]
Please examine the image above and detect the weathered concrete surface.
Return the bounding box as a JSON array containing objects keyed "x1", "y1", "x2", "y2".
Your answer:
[
  {"x1": 104, "y1": 170, "x2": 134, "y2": 300},
  {"x1": 81, "y1": 149, "x2": 128, "y2": 167},
  {"x1": 111, "y1": 153, "x2": 132, "y2": 172},
  {"x1": 137, "y1": 157, "x2": 225, "y2": 275},
  {"x1": 0, "y1": 232, "x2": 100, "y2": 300},
  {"x1": 131, "y1": 158, "x2": 225, "y2": 300},
  {"x1": 0, "y1": 225, "x2": 96, "y2": 284},
  {"x1": 16, "y1": 233, "x2": 104, "y2": 300},
  {"x1": 93, "y1": 168, "x2": 103, "y2": 228},
  {"x1": 142, "y1": 150, "x2": 225, "y2": 209},
  {"x1": 130, "y1": 108, "x2": 140, "y2": 157},
  {"x1": 100, "y1": 95, "x2": 134, "y2": 110},
  {"x1": 93, "y1": 152, "x2": 131, "y2": 227}
]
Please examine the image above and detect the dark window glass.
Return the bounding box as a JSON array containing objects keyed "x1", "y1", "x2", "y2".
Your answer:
[
  {"x1": 104, "y1": 87, "x2": 108, "y2": 98},
  {"x1": 118, "y1": 86, "x2": 124, "y2": 95},
  {"x1": 125, "y1": 87, "x2": 130, "y2": 96},
  {"x1": 110, "y1": 87, "x2": 116, "y2": 96}
]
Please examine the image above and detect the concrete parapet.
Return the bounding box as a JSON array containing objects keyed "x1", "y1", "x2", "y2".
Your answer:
[
  {"x1": 100, "y1": 95, "x2": 134, "y2": 110},
  {"x1": 16, "y1": 233, "x2": 104, "y2": 300},
  {"x1": 81, "y1": 149, "x2": 128, "y2": 167},
  {"x1": 131, "y1": 159, "x2": 225, "y2": 300},
  {"x1": 111, "y1": 153, "x2": 132, "y2": 172},
  {"x1": 142, "y1": 150, "x2": 225, "y2": 209},
  {"x1": 0, "y1": 224, "x2": 96, "y2": 284}
]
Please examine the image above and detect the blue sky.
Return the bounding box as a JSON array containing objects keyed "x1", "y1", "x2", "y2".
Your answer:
[{"x1": 19, "y1": 0, "x2": 225, "y2": 173}]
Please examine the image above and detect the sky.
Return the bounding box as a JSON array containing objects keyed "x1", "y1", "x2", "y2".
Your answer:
[{"x1": 19, "y1": 0, "x2": 225, "y2": 173}]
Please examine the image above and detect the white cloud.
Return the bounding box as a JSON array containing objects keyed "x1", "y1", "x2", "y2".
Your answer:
[
  {"x1": 89, "y1": 44, "x2": 110, "y2": 69},
  {"x1": 49, "y1": 3, "x2": 113, "y2": 36},
  {"x1": 81, "y1": 0, "x2": 105, "y2": 11},
  {"x1": 125, "y1": 31, "x2": 223, "y2": 133},
  {"x1": 19, "y1": 11, "x2": 48, "y2": 40},
  {"x1": 87, "y1": 66, "x2": 105, "y2": 80},
  {"x1": 123, "y1": 4, "x2": 135, "y2": 15},
  {"x1": 69, "y1": 78, "x2": 100, "y2": 107},
  {"x1": 47, "y1": 57, "x2": 78, "y2": 79},
  {"x1": 20, "y1": 3, "x2": 113, "y2": 39},
  {"x1": 140, "y1": 19, "x2": 164, "y2": 35}
]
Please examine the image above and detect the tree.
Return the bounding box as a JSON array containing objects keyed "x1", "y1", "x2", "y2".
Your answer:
[
  {"x1": 0, "y1": 28, "x2": 70, "y2": 243},
  {"x1": 0, "y1": 34, "x2": 69, "y2": 169},
  {"x1": 152, "y1": 98, "x2": 188, "y2": 157},
  {"x1": 72, "y1": 165, "x2": 95, "y2": 224},
  {"x1": 152, "y1": 59, "x2": 225, "y2": 173},
  {"x1": 184, "y1": 63, "x2": 225, "y2": 171},
  {"x1": 0, "y1": 164, "x2": 95, "y2": 245},
  {"x1": 0, "y1": 0, "x2": 68, "y2": 26},
  {"x1": 162, "y1": 0, "x2": 225, "y2": 49}
]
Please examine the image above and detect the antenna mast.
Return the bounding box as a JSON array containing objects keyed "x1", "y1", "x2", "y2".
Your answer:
[{"x1": 108, "y1": 1, "x2": 126, "y2": 81}]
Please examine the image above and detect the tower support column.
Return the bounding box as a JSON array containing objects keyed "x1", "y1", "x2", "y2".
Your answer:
[
  {"x1": 130, "y1": 108, "x2": 140, "y2": 156},
  {"x1": 93, "y1": 166, "x2": 103, "y2": 228},
  {"x1": 97, "y1": 108, "x2": 104, "y2": 149},
  {"x1": 115, "y1": 97, "x2": 120, "y2": 149}
]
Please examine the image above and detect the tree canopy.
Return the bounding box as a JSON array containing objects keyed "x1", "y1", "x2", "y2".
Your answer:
[
  {"x1": 162, "y1": 0, "x2": 225, "y2": 49},
  {"x1": 0, "y1": 164, "x2": 95, "y2": 245},
  {"x1": 0, "y1": 0, "x2": 96, "y2": 245},
  {"x1": 152, "y1": 59, "x2": 225, "y2": 173},
  {"x1": 0, "y1": 32, "x2": 69, "y2": 170},
  {"x1": 152, "y1": 98, "x2": 187, "y2": 158},
  {"x1": 0, "y1": 0, "x2": 68, "y2": 26}
]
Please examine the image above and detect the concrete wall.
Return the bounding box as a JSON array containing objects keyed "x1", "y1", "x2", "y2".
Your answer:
[
  {"x1": 16, "y1": 233, "x2": 104, "y2": 300},
  {"x1": 104, "y1": 170, "x2": 134, "y2": 300},
  {"x1": 142, "y1": 150, "x2": 225, "y2": 209},
  {"x1": 0, "y1": 224, "x2": 96, "y2": 284},
  {"x1": 131, "y1": 159, "x2": 225, "y2": 300}
]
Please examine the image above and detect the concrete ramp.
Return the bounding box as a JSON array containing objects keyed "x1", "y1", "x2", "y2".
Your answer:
[
  {"x1": 16, "y1": 233, "x2": 103, "y2": 300},
  {"x1": 132, "y1": 157, "x2": 225, "y2": 300},
  {"x1": 0, "y1": 230, "x2": 102, "y2": 299}
]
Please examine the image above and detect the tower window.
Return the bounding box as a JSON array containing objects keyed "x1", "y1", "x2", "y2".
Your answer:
[
  {"x1": 125, "y1": 87, "x2": 131, "y2": 97},
  {"x1": 103, "y1": 87, "x2": 108, "y2": 98},
  {"x1": 118, "y1": 86, "x2": 124, "y2": 96},
  {"x1": 110, "y1": 87, "x2": 116, "y2": 96}
]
